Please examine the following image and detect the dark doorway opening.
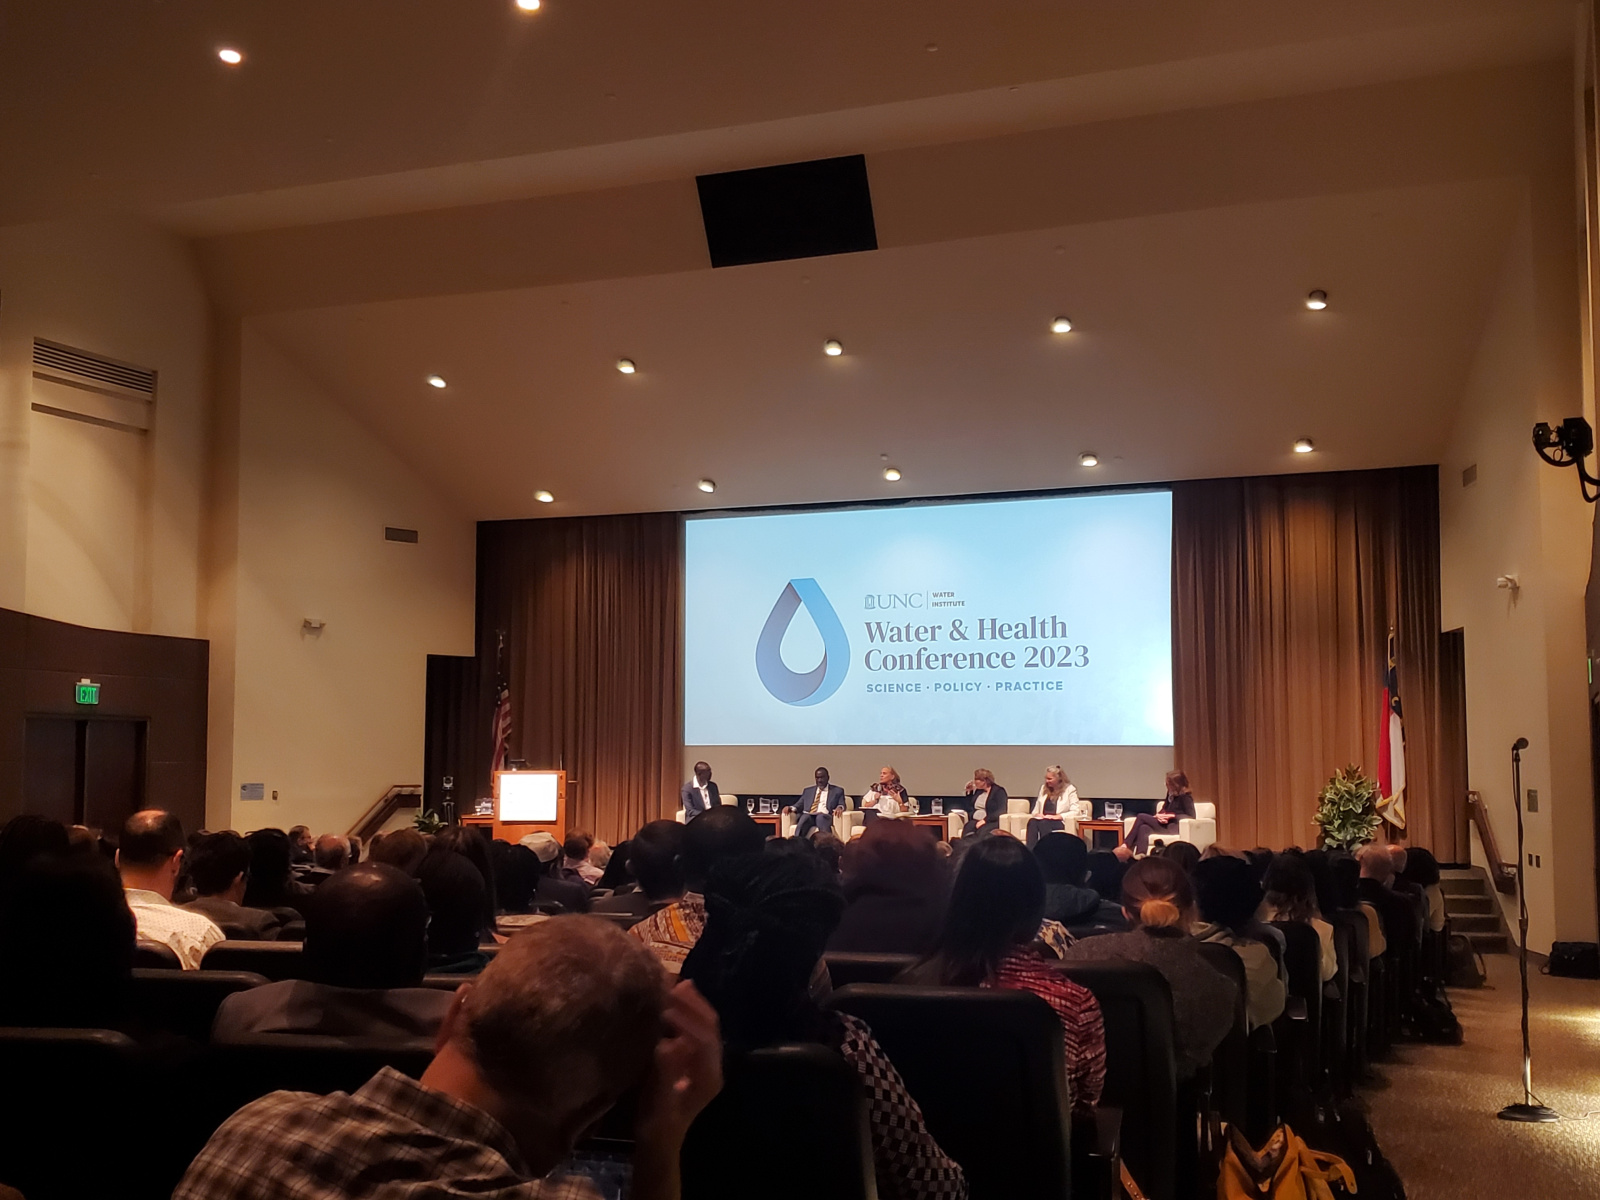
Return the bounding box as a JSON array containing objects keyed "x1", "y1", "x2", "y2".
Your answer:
[{"x1": 23, "y1": 717, "x2": 147, "y2": 832}]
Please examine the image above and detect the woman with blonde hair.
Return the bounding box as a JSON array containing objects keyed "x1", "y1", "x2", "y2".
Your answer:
[
  {"x1": 1027, "y1": 765, "x2": 1092, "y2": 847},
  {"x1": 1057, "y1": 856, "x2": 1237, "y2": 1079}
]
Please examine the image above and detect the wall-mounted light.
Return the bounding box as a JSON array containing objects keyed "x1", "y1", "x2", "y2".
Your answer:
[
  {"x1": 1293, "y1": 438, "x2": 1315, "y2": 454},
  {"x1": 1079, "y1": 452, "x2": 1099, "y2": 467},
  {"x1": 1306, "y1": 290, "x2": 1328, "y2": 311},
  {"x1": 1051, "y1": 317, "x2": 1073, "y2": 334},
  {"x1": 533, "y1": 490, "x2": 554, "y2": 503},
  {"x1": 616, "y1": 358, "x2": 636, "y2": 374},
  {"x1": 697, "y1": 478, "x2": 717, "y2": 493},
  {"x1": 824, "y1": 339, "x2": 844, "y2": 357}
]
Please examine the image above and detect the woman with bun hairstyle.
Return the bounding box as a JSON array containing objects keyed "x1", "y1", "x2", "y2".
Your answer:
[{"x1": 1056, "y1": 856, "x2": 1237, "y2": 1079}]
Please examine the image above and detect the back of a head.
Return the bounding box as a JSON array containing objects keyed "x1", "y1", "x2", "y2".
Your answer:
[
  {"x1": 460, "y1": 917, "x2": 665, "y2": 1109},
  {"x1": 1329, "y1": 853, "x2": 1362, "y2": 908},
  {"x1": 118, "y1": 809, "x2": 185, "y2": 868},
  {"x1": 1358, "y1": 842, "x2": 1395, "y2": 883},
  {"x1": 1086, "y1": 850, "x2": 1127, "y2": 901},
  {"x1": 841, "y1": 816, "x2": 942, "y2": 895},
  {"x1": 681, "y1": 841, "x2": 845, "y2": 1052},
  {"x1": 563, "y1": 830, "x2": 594, "y2": 862},
  {"x1": 433, "y1": 826, "x2": 498, "y2": 932},
  {"x1": 1400, "y1": 846, "x2": 1440, "y2": 888},
  {"x1": 1192, "y1": 855, "x2": 1264, "y2": 933},
  {"x1": 932, "y1": 834, "x2": 1045, "y2": 985},
  {"x1": 305, "y1": 863, "x2": 431, "y2": 988},
  {"x1": 594, "y1": 839, "x2": 632, "y2": 889},
  {"x1": 371, "y1": 827, "x2": 429, "y2": 875},
  {"x1": 812, "y1": 834, "x2": 845, "y2": 876},
  {"x1": 681, "y1": 805, "x2": 765, "y2": 889},
  {"x1": 313, "y1": 833, "x2": 349, "y2": 871},
  {"x1": 1262, "y1": 852, "x2": 1318, "y2": 920},
  {"x1": 419, "y1": 847, "x2": 490, "y2": 958},
  {"x1": 1387, "y1": 843, "x2": 1409, "y2": 875},
  {"x1": 0, "y1": 853, "x2": 135, "y2": 1027},
  {"x1": 1121, "y1": 856, "x2": 1194, "y2": 931},
  {"x1": 1244, "y1": 848, "x2": 1273, "y2": 884},
  {"x1": 242, "y1": 828, "x2": 293, "y2": 906},
  {"x1": 0, "y1": 815, "x2": 71, "y2": 885},
  {"x1": 1032, "y1": 832, "x2": 1089, "y2": 885},
  {"x1": 494, "y1": 843, "x2": 540, "y2": 912},
  {"x1": 629, "y1": 820, "x2": 687, "y2": 901},
  {"x1": 1157, "y1": 840, "x2": 1201, "y2": 874},
  {"x1": 189, "y1": 831, "x2": 252, "y2": 897}
]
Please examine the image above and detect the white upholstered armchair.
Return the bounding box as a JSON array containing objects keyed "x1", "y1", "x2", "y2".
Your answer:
[{"x1": 1122, "y1": 801, "x2": 1218, "y2": 853}]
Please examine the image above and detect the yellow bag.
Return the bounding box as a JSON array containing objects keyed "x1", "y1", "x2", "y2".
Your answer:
[{"x1": 1217, "y1": 1124, "x2": 1357, "y2": 1200}]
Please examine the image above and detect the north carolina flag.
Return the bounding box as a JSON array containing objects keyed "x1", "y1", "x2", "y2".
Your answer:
[{"x1": 1376, "y1": 630, "x2": 1407, "y2": 830}]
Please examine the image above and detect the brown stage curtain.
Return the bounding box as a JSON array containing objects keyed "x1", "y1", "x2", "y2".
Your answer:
[
  {"x1": 476, "y1": 514, "x2": 683, "y2": 844},
  {"x1": 1173, "y1": 466, "x2": 1459, "y2": 859}
]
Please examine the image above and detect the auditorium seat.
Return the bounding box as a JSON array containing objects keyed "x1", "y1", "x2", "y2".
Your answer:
[
  {"x1": 1273, "y1": 920, "x2": 1326, "y2": 1101},
  {"x1": 590, "y1": 910, "x2": 648, "y2": 930},
  {"x1": 825, "y1": 983, "x2": 1071, "y2": 1200},
  {"x1": 1195, "y1": 942, "x2": 1250, "y2": 1131},
  {"x1": 133, "y1": 939, "x2": 182, "y2": 969},
  {"x1": 200, "y1": 940, "x2": 308, "y2": 980},
  {"x1": 822, "y1": 951, "x2": 919, "y2": 986},
  {"x1": 1056, "y1": 961, "x2": 1179, "y2": 1200},
  {"x1": 779, "y1": 797, "x2": 863, "y2": 840},
  {"x1": 1330, "y1": 909, "x2": 1371, "y2": 1081},
  {"x1": 998, "y1": 797, "x2": 1032, "y2": 839},
  {"x1": 680, "y1": 1044, "x2": 875, "y2": 1200},
  {"x1": 676, "y1": 794, "x2": 739, "y2": 823},
  {"x1": 129, "y1": 968, "x2": 269, "y2": 1039}
]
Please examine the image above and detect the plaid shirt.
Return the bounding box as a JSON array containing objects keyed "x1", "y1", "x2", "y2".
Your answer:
[
  {"x1": 174, "y1": 1066, "x2": 602, "y2": 1200},
  {"x1": 987, "y1": 948, "x2": 1106, "y2": 1113}
]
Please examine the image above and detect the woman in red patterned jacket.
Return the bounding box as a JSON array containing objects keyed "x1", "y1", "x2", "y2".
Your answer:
[{"x1": 909, "y1": 835, "x2": 1106, "y2": 1113}]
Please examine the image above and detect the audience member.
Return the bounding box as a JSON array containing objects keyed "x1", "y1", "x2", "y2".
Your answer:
[
  {"x1": 117, "y1": 810, "x2": 223, "y2": 969},
  {"x1": 419, "y1": 847, "x2": 494, "y2": 973},
  {"x1": 1261, "y1": 853, "x2": 1336, "y2": 982},
  {"x1": 288, "y1": 824, "x2": 314, "y2": 865},
  {"x1": 561, "y1": 830, "x2": 603, "y2": 884},
  {"x1": 911, "y1": 835, "x2": 1106, "y2": 1113},
  {"x1": 827, "y1": 817, "x2": 949, "y2": 955},
  {"x1": 588, "y1": 839, "x2": 613, "y2": 877},
  {"x1": 812, "y1": 832, "x2": 845, "y2": 877},
  {"x1": 488, "y1": 840, "x2": 541, "y2": 913},
  {"x1": 1332, "y1": 852, "x2": 1386, "y2": 957},
  {"x1": 1357, "y1": 843, "x2": 1411, "y2": 953},
  {"x1": 0, "y1": 813, "x2": 71, "y2": 883},
  {"x1": 347, "y1": 835, "x2": 363, "y2": 864},
  {"x1": 1058, "y1": 856, "x2": 1237, "y2": 1079},
  {"x1": 212, "y1": 863, "x2": 454, "y2": 1041},
  {"x1": 182, "y1": 831, "x2": 284, "y2": 940},
  {"x1": 1034, "y1": 833, "x2": 1125, "y2": 929},
  {"x1": 1156, "y1": 839, "x2": 1201, "y2": 874},
  {"x1": 682, "y1": 844, "x2": 969, "y2": 1199},
  {"x1": 433, "y1": 826, "x2": 500, "y2": 939},
  {"x1": 1400, "y1": 846, "x2": 1446, "y2": 934},
  {"x1": 631, "y1": 805, "x2": 763, "y2": 973},
  {"x1": 370, "y1": 827, "x2": 429, "y2": 875},
  {"x1": 1121, "y1": 770, "x2": 1197, "y2": 857},
  {"x1": 593, "y1": 839, "x2": 634, "y2": 892},
  {"x1": 178, "y1": 919, "x2": 723, "y2": 1200},
  {"x1": 595, "y1": 819, "x2": 683, "y2": 917},
  {"x1": 243, "y1": 828, "x2": 315, "y2": 917},
  {"x1": 1191, "y1": 856, "x2": 1286, "y2": 1030},
  {"x1": 1085, "y1": 849, "x2": 1128, "y2": 906},
  {"x1": 521, "y1": 830, "x2": 592, "y2": 913},
  {"x1": 313, "y1": 833, "x2": 350, "y2": 873}
]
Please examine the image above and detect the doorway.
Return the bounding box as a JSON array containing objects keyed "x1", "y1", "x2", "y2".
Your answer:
[{"x1": 22, "y1": 717, "x2": 148, "y2": 832}]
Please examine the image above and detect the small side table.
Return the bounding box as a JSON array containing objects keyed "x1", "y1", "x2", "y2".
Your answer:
[{"x1": 1078, "y1": 819, "x2": 1126, "y2": 852}]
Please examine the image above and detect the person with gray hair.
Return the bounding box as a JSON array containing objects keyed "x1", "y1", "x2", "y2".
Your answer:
[{"x1": 177, "y1": 917, "x2": 724, "y2": 1200}]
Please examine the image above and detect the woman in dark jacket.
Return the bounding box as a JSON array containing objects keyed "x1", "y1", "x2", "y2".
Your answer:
[{"x1": 1122, "y1": 770, "x2": 1197, "y2": 857}]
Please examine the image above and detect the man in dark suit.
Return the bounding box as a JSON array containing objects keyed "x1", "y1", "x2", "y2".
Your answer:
[
  {"x1": 182, "y1": 831, "x2": 284, "y2": 940},
  {"x1": 791, "y1": 766, "x2": 847, "y2": 839},
  {"x1": 964, "y1": 768, "x2": 1009, "y2": 835},
  {"x1": 680, "y1": 761, "x2": 721, "y2": 821}
]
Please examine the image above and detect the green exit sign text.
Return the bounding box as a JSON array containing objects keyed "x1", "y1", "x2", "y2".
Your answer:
[{"x1": 75, "y1": 679, "x2": 100, "y2": 705}]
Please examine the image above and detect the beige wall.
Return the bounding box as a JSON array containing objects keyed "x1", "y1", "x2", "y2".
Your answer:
[
  {"x1": 1440, "y1": 195, "x2": 1598, "y2": 949},
  {"x1": 207, "y1": 328, "x2": 475, "y2": 834},
  {"x1": 0, "y1": 219, "x2": 210, "y2": 635}
]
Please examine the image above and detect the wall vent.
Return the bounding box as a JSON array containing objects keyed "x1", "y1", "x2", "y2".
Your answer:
[
  {"x1": 1461, "y1": 463, "x2": 1478, "y2": 487},
  {"x1": 31, "y1": 338, "x2": 155, "y2": 432},
  {"x1": 385, "y1": 527, "x2": 419, "y2": 543}
]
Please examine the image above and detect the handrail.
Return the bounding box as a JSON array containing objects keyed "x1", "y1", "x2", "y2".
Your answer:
[
  {"x1": 1466, "y1": 790, "x2": 1518, "y2": 895},
  {"x1": 348, "y1": 784, "x2": 423, "y2": 843}
]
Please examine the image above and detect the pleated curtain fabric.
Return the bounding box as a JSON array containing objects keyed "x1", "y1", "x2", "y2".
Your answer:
[
  {"x1": 476, "y1": 513, "x2": 684, "y2": 844},
  {"x1": 1172, "y1": 467, "x2": 1459, "y2": 859}
]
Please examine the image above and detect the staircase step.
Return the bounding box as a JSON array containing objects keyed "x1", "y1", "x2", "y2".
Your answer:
[
  {"x1": 1451, "y1": 913, "x2": 1503, "y2": 933},
  {"x1": 1444, "y1": 895, "x2": 1495, "y2": 915},
  {"x1": 1440, "y1": 877, "x2": 1488, "y2": 896},
  {"x1": 1461, "y1": 931, "x2": 1510, "y2": 955}
]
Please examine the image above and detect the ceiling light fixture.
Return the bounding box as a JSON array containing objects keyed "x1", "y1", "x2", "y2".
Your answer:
[
  {"x1": 616, "y1": 358, "x2": 636, "y2": 374},
  {"x1": 882, "y1": 466, "x2": 902, "y2": 482},
  {"x1": 697, "y1": 478, "x2": 717, "y2": 494},
  {"x1": 217, "y1": 48, "x2": 244, "y2": 65},
  {"x1": 426, "y1": 375, "x2": 447, "y2": 389},
  {"x1": 534, "y1": 490, "x2": 554, "y2": 503},
  {"x1": 1306, "y1": 290, "x2": 1328, "y2": 311},
  {"x1": 515, "y1": 0, "x2": 541, "y2": 9},
  {"x1": 1051, "y1": 317, "x2": 1073, "y2": 334},
  {"x1": 824, "y1": 339, "x2": 843, "y2": 357},
  {"x1": 1293, "y1": 438, "x2": 1315, "y2": 454},
  {"x1": 1079, "y1": 452, "x2": 1099, "y2": 467}
]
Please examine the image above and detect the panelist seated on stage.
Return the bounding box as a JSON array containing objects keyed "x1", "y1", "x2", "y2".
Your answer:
[
  {"x1": 1120, "y1": 769, "x2": 1198, "y2": 857},
  {"x1": 788, "y1": 767, "x2": 847, "y2": 838},
  {"x1": 680, "y1": 761, "x2": 722, "y2": 821},
  {"x1": 1025, "y1": 765, "x2": 1092, "y2": 847},
  {"x1": 963, "y1": 767, "x2": 1009, "y2": 834},
  {"x1": 861, "y1": 766, "x2": 910, "y2": 818}
]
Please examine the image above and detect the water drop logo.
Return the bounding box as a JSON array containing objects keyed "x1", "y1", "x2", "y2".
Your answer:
[{"x1": 755, "y1": 578, "x2": 850, "y2": 705}]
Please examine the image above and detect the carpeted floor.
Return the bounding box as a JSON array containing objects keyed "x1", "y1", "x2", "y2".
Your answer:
[{"x1": 1362, "y1": 952, "x2": 1600, "y2": 1198}]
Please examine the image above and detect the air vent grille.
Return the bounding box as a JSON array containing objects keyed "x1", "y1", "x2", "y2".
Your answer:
[
  {"x1": 385, "y1": 527, "x2": 419, "y2": 543},
  {"x1": 33, "y1": 339, "x2": 156, "y2": 397}
]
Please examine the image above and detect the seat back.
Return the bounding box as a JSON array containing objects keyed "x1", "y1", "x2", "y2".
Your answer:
[
  {"x1": 133, "y1": 939, "x2": 182, "y2": 969},
  {"x1": 823, "y1": 951, "x2": 919, "y2": 986},
  {"x1": 1193, "y1": 802, "x2": 1217, "y2": 821},
  {"x1": 1055, "y1": 960, "x2": 1178, "y2": 1200},
  {"x1": 1195, "y1": 942, "x2": 1249, "y2": 1128},
  {"x1": 827, "y1": 984, "x2": 1070, "y2": 1200},
  {"x1": 201, "y1": 940, "x2": 308, "y2": 980},
  {"x1": 1007, "y1": 797, "x2": 1032, "y2": 815},
  {"x1": 129, "y1": 968, "x2": 269, "y2": 1039},
  {"x1": 1272, "y1": 921, "x2": 1325, "y2": 1084},
  {"x1": 681, "y1": 1044, "x2": 875, "y2": 1200}
]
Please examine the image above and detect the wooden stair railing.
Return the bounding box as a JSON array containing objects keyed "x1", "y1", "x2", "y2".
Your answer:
[
  {"x1": 1466, "y1": 789, "x2": 1519, "y2": 895},
  {"x1": 348, "y1": 785, "x2": 424, "y2": 843}
]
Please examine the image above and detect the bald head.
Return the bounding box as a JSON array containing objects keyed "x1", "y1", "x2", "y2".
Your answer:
[
  {"x1": 305, "y1": 863, "x2": 430, "y2": 987},
  {"x1": 1358, "y1": 843, "x2": 1395, "y2": 883},
  {"x1": 1387, "y1": 843, "x2": 1408, "y2": 874},
  {"x1": 116, "y1": 809, "x2": 186, "y2": 898},
  {"x1": 314, "y1": 833, "x2": 350, "y2": 871}
]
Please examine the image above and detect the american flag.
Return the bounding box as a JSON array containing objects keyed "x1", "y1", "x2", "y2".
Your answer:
[
  {"x1": 1376, "y1": 630, "x2": 1407, "y2": 830},
  {"x1": 489, "y1": 684, "x2": 512, "y2": 775}
]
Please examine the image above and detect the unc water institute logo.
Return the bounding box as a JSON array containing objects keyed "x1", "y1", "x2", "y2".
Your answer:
[{"x1": 755, "y1": 578, "x2": 850, "y2": 706}]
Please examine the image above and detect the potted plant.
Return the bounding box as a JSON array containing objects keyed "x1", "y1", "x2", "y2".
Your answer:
[
  {"x1": 413, "y1": 809, "x2": 446, "y2": 835},
  {"x1": 1314, "y1": 764, "x2": 1381, "y2": 849}
]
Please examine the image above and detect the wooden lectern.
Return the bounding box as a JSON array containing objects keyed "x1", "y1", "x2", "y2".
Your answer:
[{"x1": 485, "y1": 769, "x2": 567, "y2": 844}]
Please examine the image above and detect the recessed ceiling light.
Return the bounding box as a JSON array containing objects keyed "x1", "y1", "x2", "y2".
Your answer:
[
  {"x1": 882, "y1": 466, "x2": 902, "y2": 482},
  {"x1": 426, "y1": 375, "x2": 447, "y2": 389},
  {"x1": 1051, "y1": 317, "x2": 1073, "y2": 334},
  {"x1": 1306, "y1": 290, "x2": 1328, "y2": 311},
  {"x1": 697, "y1": 478, "x2": 716, "y2": 494},
  {"x1": 515, "y1": 0, "x2": 541, "y2": 9},
  {"x1": 534, "y1": 490, "x2": 554, "y2": 503},
  {"x1": 824, "y1": 339, "x2": 843, "y2": 357},
  {"x1": 616, "y1": 358, "x2": 636, "y2": 374},
  {"x1": 217, "y1": 48, "x2": 244, "y2": 65},
  {"x1": 1293, "y1": 438, "x2": 1315, "y2": 454},
  {"x1": 1079, "y1": 452, "x2": 1099, "y2": 467}
]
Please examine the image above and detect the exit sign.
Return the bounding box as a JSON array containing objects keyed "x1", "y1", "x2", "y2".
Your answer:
[{"x1": 75, "y1": 679, "x2": 100, "y2": 705}]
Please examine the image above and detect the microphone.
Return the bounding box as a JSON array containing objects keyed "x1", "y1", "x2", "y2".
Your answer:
[{"x1": 1513, "y1": 737, "x2": 1529, "y2": 751}]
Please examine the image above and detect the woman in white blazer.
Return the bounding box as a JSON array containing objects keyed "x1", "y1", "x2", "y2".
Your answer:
[{"x1": 1027, "y1": 765, "x2": 1090, "y2": 847}]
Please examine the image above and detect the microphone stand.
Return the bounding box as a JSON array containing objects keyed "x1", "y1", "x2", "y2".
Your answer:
[{"x1": 1498, "y1": 737, "x2": 1558, "y2": 1122}]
